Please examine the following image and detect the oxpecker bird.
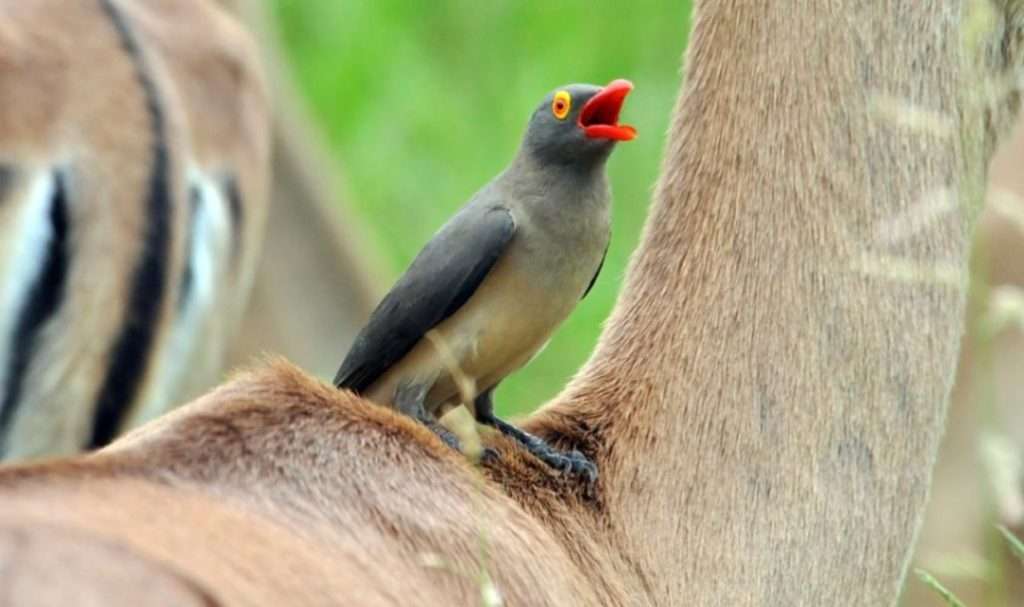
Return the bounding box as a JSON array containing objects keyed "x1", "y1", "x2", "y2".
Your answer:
[{"x1": 334, "y1": 79, "x2": 636, "y2": 480}]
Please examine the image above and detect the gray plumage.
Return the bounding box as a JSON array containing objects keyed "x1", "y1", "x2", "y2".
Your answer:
[
  {"x1": 334, "y1": 205, "x2": 516, "y2": 394},
  {"x1": 335, "y1": 81, "x2": 635, "y2": 478}
]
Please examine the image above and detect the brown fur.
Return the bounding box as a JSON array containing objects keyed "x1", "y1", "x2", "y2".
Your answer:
[
  {"x1": 0, "y1": 363, "x2": 630, "y2": 606},
  {"x1": 2, "y1": 1, "x2": 1024, "y2": 605},
  {"x1": 0, "y1": 0, "x2": 269, "y2": 459}
]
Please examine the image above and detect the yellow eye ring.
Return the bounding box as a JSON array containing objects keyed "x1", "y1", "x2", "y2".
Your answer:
[{"x1": 551, "y1": 91, "x2": 571, "y2": 120}]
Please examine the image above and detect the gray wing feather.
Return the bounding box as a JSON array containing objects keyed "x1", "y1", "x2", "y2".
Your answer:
[
  {"x1": 334, "y1": 206, "x2": 516, "y2": 393},
  {"x1": 582, "y1": 237, "x2": 609, "y2": 300}
]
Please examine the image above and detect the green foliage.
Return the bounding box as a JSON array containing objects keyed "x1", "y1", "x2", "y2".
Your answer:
[
  {"x1": 997, "y1": 525, "x2": 1024, "y2": 567},
  {"x1": 916, "y1": 569, "x2": 968, "y2": 607},
  {"x1": 272, "y1": 0, "x2": 692, "y2": 415},
  {"x1": 915, "y1": 527, "x2": 1024, "y2": 606}
]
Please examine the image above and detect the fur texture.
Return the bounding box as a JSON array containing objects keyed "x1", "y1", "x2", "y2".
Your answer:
[
  {"x1": 1, "y1": 1, "x2": 1023, "y2": 605},
  {"x1": 0, "y1": 0, "x2": 269, "y2": 460}
]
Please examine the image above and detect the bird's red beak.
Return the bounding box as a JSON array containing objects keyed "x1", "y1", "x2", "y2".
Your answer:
[{"x1": 578, "y1": 79, "x2": 637, "y2": 141}]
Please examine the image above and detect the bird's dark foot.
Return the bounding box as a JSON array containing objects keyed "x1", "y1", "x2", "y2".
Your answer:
[
  {"x1": 424, "y1": 420, "x2": 462, "y2": 451},
  {"x1": 479, "y1": 447, "x2": 499, "y2": 464},
  {"x1": 395, "y1": 380, "x2": 462, "y2": 452},
  {"x1": 479, "y1": 414, "x2": 598, "y2": 483}
]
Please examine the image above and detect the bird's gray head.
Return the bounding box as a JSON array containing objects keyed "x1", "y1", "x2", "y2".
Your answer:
[{"x1": 520, "y1": 79, "x2": 637, "y2": 169}]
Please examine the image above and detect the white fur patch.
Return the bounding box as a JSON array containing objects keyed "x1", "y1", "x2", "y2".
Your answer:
[
  {"x1": 131, "y1": 168, "x2": 231, "y2": 426},
  {"x1": 0, "y1": 171, "x2": 58, "y2": 399}
]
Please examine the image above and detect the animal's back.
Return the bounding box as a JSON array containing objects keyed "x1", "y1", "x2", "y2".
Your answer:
[{"x1": 0, "y1": 362, "x2": 622, "y2": 606}]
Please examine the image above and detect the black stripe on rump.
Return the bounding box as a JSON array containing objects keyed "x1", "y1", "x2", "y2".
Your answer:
[
  {"x1": 89, "y1": 0, "x2": 172, "y2": 449},
  {"x1": 225, "y1": 175, "x2": 243, "y2": 263},
  {"x1": 0, "y1": 171, "x2": 70, "y2": 453}
]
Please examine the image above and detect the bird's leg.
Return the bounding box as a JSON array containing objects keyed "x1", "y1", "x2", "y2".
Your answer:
[
  {"x1": 393, "y1": 381, "x2": 461, "y2": 452},
  {"x1": 474, "y1": 388, "x2": 597, "y2": 483}
]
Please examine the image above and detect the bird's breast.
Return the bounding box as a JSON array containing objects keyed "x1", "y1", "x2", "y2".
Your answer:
[
  {"x1": 364, "y1": 197, "x2": 610, "y2": 416},
  {"x1": 427, "y1": 212, "x2": 608, "y2": 401}
]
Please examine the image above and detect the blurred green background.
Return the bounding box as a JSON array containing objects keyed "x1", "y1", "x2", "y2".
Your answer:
[{"x1": 272, "y1": 1, "x2": 692, "y2": 416}]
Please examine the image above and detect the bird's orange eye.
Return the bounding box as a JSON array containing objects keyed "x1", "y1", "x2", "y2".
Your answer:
[{"x1": 552, "y1": 91, "x2": 571, "y2": 120}]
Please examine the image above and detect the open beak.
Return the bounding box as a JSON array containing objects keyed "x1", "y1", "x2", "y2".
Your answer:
[{"x1": 578, "y1": 79, "x2": 637, "y2": 141}]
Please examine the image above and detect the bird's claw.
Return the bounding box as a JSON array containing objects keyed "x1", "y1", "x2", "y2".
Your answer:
[
  {"x1": 537, "y1": 447, "x2": 598, "y2": 484},
  {"x1": 424, "y1": 421, "x2": 462, "y2": 452},
  {"x1": 517, "y1": 431, "x2": 598, "y2": 482},
  {"x1": 479, "y1": 447, "x2": 499, "y2": 464},
  {"x1": 424, "y1": 422, "x2": 499, "y2": 468},
  {"x1": 478, "y1": 413, "x2": 599, "y2": 485},
  {"x1": 567, "y1": 450, "x2": 598, "y2": 485}
]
